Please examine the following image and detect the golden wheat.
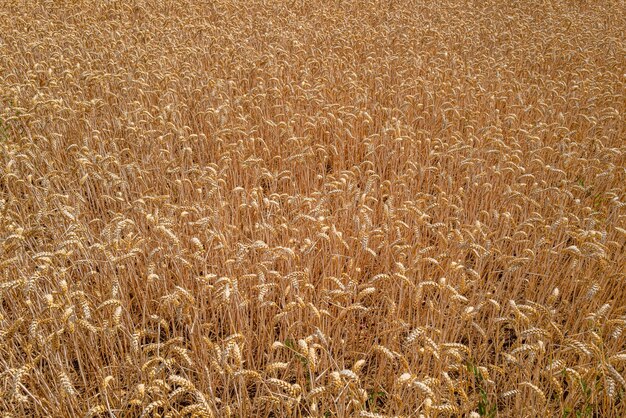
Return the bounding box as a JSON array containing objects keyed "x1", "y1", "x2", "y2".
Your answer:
[{"x1": 0, "y1": 0, "x2": 625, "y2": 416}]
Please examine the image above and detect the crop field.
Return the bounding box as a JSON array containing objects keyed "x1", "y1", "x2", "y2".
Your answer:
[{"x1": 0, "y1": 0, "x2": 625, "y2": 416}]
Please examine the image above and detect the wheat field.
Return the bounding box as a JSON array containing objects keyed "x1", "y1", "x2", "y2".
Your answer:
[{"x1": 0, "y1": 0, "x2": 625, "y2": 417}]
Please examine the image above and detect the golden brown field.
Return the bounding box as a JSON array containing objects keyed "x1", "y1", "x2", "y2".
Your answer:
[{"x1": 0, "y1": 0, "x2": 625, "y2": 416}]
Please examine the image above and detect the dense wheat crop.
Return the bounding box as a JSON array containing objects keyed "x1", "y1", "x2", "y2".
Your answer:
[{"x1": 0, "y1": 0, "x2": 625, "y2": 416}]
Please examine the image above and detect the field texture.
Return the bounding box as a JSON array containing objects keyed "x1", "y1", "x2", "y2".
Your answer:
[{"x1": 1, "y1": 0, "x2": 625, "y2": 416}]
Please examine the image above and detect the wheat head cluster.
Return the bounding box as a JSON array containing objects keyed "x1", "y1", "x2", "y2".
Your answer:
[{"x1": 0, "y1": 0, "x2": 624, "y2": 417}]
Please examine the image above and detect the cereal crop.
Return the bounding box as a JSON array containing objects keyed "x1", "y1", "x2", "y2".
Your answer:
[{"x1": 0, "y1": 0, "x2": 625, "y2": 416}]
